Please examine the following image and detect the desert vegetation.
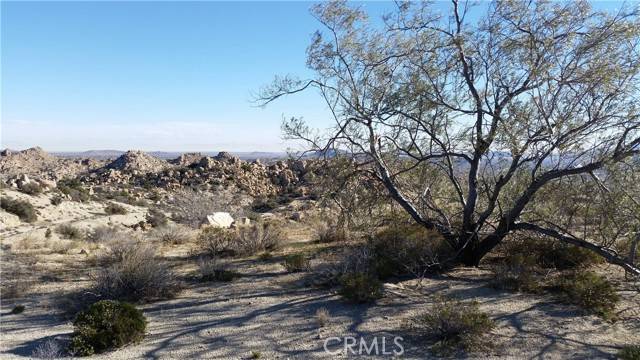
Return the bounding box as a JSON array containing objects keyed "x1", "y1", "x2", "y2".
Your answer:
[{"x1": 1, "y1": 1, "x2": 639, "y2": 359}]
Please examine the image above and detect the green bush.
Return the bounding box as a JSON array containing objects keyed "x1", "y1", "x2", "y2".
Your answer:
[
  {"x1": 104, "y1": 202, "x2": 128, "y2": 215},
  {"x1": 56, "y1": 224, "x2": 85, "y2": 240},
  {"x1": 504, "y1": 236, "x2": 602, "y2": 270},
  {"x1": 1, "y1": 197, "x2": 37, "y2": 223},
  {"x1": 415, "y1": 296, "x2": 494, "y2": 355},
  {"x1": 10, "y1": 305, "x2": 25, "y2": 314},
  {"x1": 57, "y1": 179, "x2": 90, "y2": 202},
  {"x1": 553, "y1": 271, "x2": 619, "y2": 319},
  {"x1": 68, "y1": 300, "x2": 146, "y2": 356},
  {"x1": 369, "y1": 224, "x2": 453, "y2": 279},
  {"x1": 490, "y1": 254, "x2": 539, "y2": 293},
  {"x1": 338, "y1": 272, "x2": 383, "y2": 303},
  {"x1": 20, "y1": 182, "x2": 43, "y2": 195},
  {"x1": 618, "y1": 345, "x2": 640, "y2": 360},
  {"x1": 282, "y1": 254, "x2": 310, "y2": 272}
]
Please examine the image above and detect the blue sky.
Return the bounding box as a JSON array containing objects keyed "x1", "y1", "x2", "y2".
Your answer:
[
  {"x1": 0, "y1": 1, "x2": 625, "y2": 152},
  {"x1": 1, "y1": 1, "x2": 397, "y2": 152}
]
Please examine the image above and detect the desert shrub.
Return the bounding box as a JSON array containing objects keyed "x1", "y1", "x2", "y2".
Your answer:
[
  {"x1": 10, "y1": 305, "x2": 25, "y2": 314},
  {"x1": 315, "y1": 307, "x2": 330, "y2": 327},
  {"x1": 312, "y1": 218, "x2": 349, "y2": 243},
  {"x1": 197, "y1": 258, "x2": 239, "y2": 282},
  {"x1": 87, "y1": 225, "x2": 123, "y2": 243},
  {"x1": 32, "y1": 339, "x2": 63, "y2": 359},
  {"x1": 618, "y1": 345, "x2": 640, "y2": 360},
  {"x1": 104, "y1": 202, "x2": 128, "y2": 215},
  {"x1": 20, "y1": 182, "x2": 43, "y2": 195},
  {"x1": 504, "y1": 236, "x2": 602, "y2": 270},
  {"x1": 151, "y1": 225, "x2": 192, "y2": 245},
  {"x1": 1, "y1": 197, "x2": 37, "y2": 222},
  {"x1": 68, "y1": 300, "x2": 146, "y2": 356},
  {"x1": 414, "y1": 296, "x2": 495, "y2": 355},
  {"x1": 56, "y1": 224, "x2": 85, "y2": 240},
  {"x1": 338, "y1": 272, "x2": 383, "y2": 303},
  {"x1": 197, "y1": 221, "x2": 283, "y2": 257},
  {"x1": 94, "y1": 242, "x2": 181, "y2": 302},
  {"x1": 50, "y1": 194, "x2": 64, "y2": 206},
  {"x1": 146, "y1": 208, "x2": 168, "y2": 227},
  {"x1": 251, "y1": 196, "x2": 278, "y2": 213},
  {"x1": 45, "y1": 228, "x2": 52, "y2": 239},
  {"x1": 282, "y1": 254, "x2": 310, "y2": 272},
  {"x1": 553, "y1": 271, "x2": 619, "y2": 319},
  {"x1": 490, "y1": 254, "x2": 539, "y2": 292},
  {"x1": 57, "y1": 179, "x2": 90, "y2": 202},
  {"x1": 369, "y1": 224, "x2": 453, "y2": 279}
]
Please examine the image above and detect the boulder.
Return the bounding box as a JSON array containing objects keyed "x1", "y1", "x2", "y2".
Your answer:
[
  {"x1": 234, "y1": 217, "x2": 251, "y2": 226},
  {"x1": 205, "y1": 212, "x2": 234, "y2": 228}
]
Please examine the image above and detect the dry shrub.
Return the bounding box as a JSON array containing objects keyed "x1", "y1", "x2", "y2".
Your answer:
[
  {"x1": 32, "y1": 339, "x2": 63, "y2": 359},
  {"x1": 311, "y1": 218, "x2": 349, "y2": 243},
  {"x1": 197, "y1": 257, "x2": 239, "y2": 282},
  {"x1": 151, "y1": 225, "x2": 193, "y2": 245},
  {"x1": 50, "y1": 194, "x2": 64, "y2": 206},
  {"x1": 93, "y1": 242, "x2": 181, "y2": 302},
  {"x1": 1, "y1": 197, "x2": 37, "y2": 222},
  {"x1": 618, "y1": 345, "x2": 640, "y2": 360},
  {"x1": 315, "y1": 307, "x2": 330, "y2": 327},
  {"x1": 282, "y1": 253, "x2": 310, "y2": 272},
  {"x1": 20, "y1": 182, "x2": 43, "y2": 195},
  {"x1": 146, "y1": 208, "x2": 168, "y2": 227},
  {"x1": 197, "y1": 221, "x2": 284, "y2": 257},
  {"x1": 414, "y1": 296, "x2": 495, "y2": 355},
  {"x1": 56, "y1": 224, "x2": 85, "y2": 240},
  {"x1": 87, "y1": 225, "x2": 124, "y2": 243},
  {"x1": 104, "y1": 202, "x2": 128, "y2": 215}
]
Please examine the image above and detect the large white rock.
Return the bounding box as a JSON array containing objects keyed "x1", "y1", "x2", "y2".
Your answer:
[{"x1": 205, "y1": 212, "x2": 234, "y2": 228}]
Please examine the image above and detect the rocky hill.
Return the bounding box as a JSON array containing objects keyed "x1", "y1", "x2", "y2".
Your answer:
[
  {"x1": 104, "y1": 150, "x2": 170, "y2": 174},
  {"x1": 0, "y1": 147, "x2": 103, "y2": 180}
]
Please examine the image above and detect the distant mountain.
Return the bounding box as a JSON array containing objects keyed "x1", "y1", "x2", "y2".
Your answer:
[{"x1": 55, "y1": 150, "x2": 288, "y2": 161}]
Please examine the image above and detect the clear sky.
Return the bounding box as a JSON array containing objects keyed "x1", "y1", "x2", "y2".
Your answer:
[
  {"x1": 0, "y1": 1, "x2": 625, "y2": 152},
  {"x1": 0, "y1": 1, "x2": 396, "y2": 152}
]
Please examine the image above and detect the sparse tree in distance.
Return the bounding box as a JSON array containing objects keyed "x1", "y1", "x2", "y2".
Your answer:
[{"x1": 258, "y1": 0, "x2": 640, "y2": 275}]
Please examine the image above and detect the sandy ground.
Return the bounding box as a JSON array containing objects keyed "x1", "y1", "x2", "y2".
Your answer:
[{"x1": 1, "y1": 189, "x2": 639, "y2": 359}]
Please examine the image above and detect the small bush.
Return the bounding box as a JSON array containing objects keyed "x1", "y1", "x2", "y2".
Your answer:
[
  {"x1": 313, "y1": 220, "x2": 349, "y2": 243},
  {"x1": 57, "y1": 179, "x2": 90, "y2": 202},
  {"x1": 618, "y1": 345, "x2": 640, "y2": 360},
  {"x1": 1, "y1": 197, "x2": 37, "y2": 222},
  {"x1": 197, "y1": 258, "x2": 239, "y2": 282},
  {"x1": 146, "y1": 208, "x2": 168, "y2": 227},
  {"x1": 504, "y1": 236, "x2": 602, "y2": 270},
  {"x1": 338, "y1": 272, "x2": 383, "y2": 303},
  {"x1": 94, "y1": 242, "x2": 181, "y2": 302},
  {"x1": 152, "y1": 225, "x2": 192, "y2": 245},
  {"x1": 50, "y1": 194, "x2": 64, "y2": 206},
  {"x1": 32, "y1": 339, "x2": 63, "y2": 359},
  {"x1": 56, "y1": 224, "x2": 85, "y2": 240},
  {"x1": 104, "y1": 202, "x2": 128, "y2": 215},
  {"x1": 197, "y1": 221, "x2": 283, "y2": 257},
  {"x1": 315, "y1": 307, "x2": 330, "y2": 327},
  {"x1": 251, "y1": 196, "x2": 278, "y2": 213},
  {"x1": 20, "y1": 182, "x2": 43, "y2": 195},
  {"x1": 490, "y1": 254, "x2": 539, "y2": 292},
  {"x1": 282, "y1": 254, "x2": 310, "y2": 272},
  {"x1": 87, "y1": 225, "x2": 123, "y2": 243},
  {"x1": 68, "y1": 300, "x2": 146, "y2": 356},
  {"x1": 369, "y1": 224, "x2": 453, "y2": 279},
  {"x1": 553, "y1": 271, "x2": 619, "y2": 319},
  {"x1": 45, "y1": 228, "x2": 53, "y2": 239},
  {"x1": 10, "y1": 305, "x2": 25, "y2": 314},
  {"x1": 415, "y1": 296, "x2": 495, "y2": 355}
]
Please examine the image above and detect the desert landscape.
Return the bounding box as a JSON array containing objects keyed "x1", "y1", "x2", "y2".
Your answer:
[{"x1": 2, "y1": 1, "x2": 640, "y2": 359}]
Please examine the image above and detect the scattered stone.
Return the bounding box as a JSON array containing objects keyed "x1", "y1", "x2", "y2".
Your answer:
[{"x1": 206, "y1": 212, "x2": 234, "y2": 228}]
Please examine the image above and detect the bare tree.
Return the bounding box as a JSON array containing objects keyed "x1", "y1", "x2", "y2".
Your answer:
[{"x1": 258, "y1": 1, "x2": 640, "y2": 275}]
